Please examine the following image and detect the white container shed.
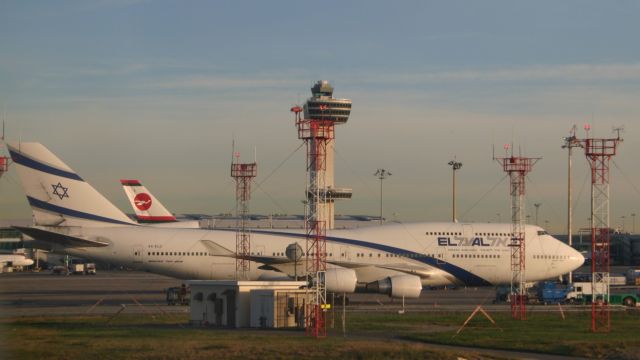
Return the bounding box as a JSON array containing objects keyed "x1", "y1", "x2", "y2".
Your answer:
[{"x1": 188, "y1": 280, "x2": 307, "y2": 328}]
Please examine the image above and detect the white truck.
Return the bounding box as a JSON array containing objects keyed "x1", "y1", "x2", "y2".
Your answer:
[
  {"x1": 85, "y1": 263, "x2": 96, "y2": 275},
  {"x1": 565, "y1": 282, "x2": 605, "y2": 303},
  {"x1": 567, "y1": 281, "x2": 639, "y2": 307},
  {"x1": 70, "y1": 263, "x2": 85, "y2": 275}
]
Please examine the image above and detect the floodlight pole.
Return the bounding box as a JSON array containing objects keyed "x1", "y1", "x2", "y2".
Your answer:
[
  {"x1": 563, "y1": 126, "x2": 582, "y2": 284},
  {"x1": 374, "y1": 169, "x2": 391, "y2": 225},
  {"x1": 448, "y1": 159, "x2": 462, "y2": 222},
  {"x1": 534, "y1": 203, "x2": 541, "y2": 226}
]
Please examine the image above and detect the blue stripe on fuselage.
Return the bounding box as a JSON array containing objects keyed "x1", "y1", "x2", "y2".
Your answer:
[
  {"x1": 27, "y1": 196, "x2": 134, "y2": 226},
  {"x1": 230, "y1": 229, "x2": 491, "y2": 286},
  {"x1": 9, "y1": 148, "x2": 83, "y2": 181}
]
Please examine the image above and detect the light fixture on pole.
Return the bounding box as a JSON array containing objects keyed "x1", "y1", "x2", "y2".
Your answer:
[
  {"x1": 374, "y1": 169, "x2": 392, "y2": 225},
  {"x1": 534, "y1": 203, "x2": 542, "y2": 226},
  {"x1": 448, "y1": 159, "x2": 462, "y2": 222},
  {"x1": 562, "y1": 126, "x2": 582, "y2": 284}
]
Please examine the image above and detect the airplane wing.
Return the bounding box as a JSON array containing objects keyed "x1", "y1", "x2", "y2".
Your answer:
[
  {"x1": 13, "y1": 226, "x2": 110, "y2": 248},
  {"x1": 199, "y1": 239, "x2": 436, "y2": 279},
  {"x1": 369, "y1": 263, "x2": 440, "y2": 278},
  {"x1": 200, "y1": 239, "x2": 293, "y2": 265}
]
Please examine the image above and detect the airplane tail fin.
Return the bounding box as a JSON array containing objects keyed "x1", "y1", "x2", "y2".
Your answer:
[
  {"x1": 120, "y1": 179, "x2": 177, "y2": 223},
  {"x1": 7, "y1": 142, "x2": 136, "y2": 227}
]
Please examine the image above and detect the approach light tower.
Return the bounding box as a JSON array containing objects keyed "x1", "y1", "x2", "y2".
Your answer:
[
  {"x1": 291, "y1": 80, "x2": 352, "y2": 338},
  {"x1": 495, "y1": 144, "x2": 540, "y2": 320},
  {"x1": 230, "y1": 151, "x2": 257, "y2": 281},
  {"x1": 577, "y1": 124, "x2": 622, "y2": 333}
]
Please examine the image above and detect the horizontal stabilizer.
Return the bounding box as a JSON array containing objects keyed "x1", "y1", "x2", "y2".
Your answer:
[{"x1": 14, "y1": 226, "x2": 109, "y2": 248}]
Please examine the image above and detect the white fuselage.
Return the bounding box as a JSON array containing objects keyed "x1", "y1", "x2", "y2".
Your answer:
[
  {"x1": 0, "y1": 254, "x2": 34, "y2": 267},
  {"x1": 43, "y1": 222, "x2": 583, "y2": 287}
]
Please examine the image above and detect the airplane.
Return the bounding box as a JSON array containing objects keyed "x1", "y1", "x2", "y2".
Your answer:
[
  {"x1": 120, "y1": 179, "x2": 200, "y2": 228},
  {"x1": 0, "y1": 253, "x2": 34, "y2": 267},
  {"x1": 7, "y1": 142, "x2": 584, "y2": 298}
]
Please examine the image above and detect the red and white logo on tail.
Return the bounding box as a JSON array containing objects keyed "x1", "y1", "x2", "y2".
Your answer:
[
  {"x1": 120, "y1": 180, "x2": 176, "y2": 223},
  {"x1": 134, "y1": 193, "x2": 152, "y2": 211}
]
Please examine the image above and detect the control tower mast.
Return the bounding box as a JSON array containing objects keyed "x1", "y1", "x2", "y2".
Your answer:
[
  {"x1": 291, "y1": 80, "x2": 352, "y2": 338},
  {"x1": 303, "y1": 81, "x2": 352, "y2": 230}
]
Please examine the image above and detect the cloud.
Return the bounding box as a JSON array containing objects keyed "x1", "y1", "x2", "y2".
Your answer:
[
  {"x1": 357, "y1": 63, "x2": 640, "y2": 84},
  {"x1": 144, "y1": 76, "x2": 309, "y2": 91},
  {"x1": 129, "y1": 63, "x2": 640, "y2": 94}
]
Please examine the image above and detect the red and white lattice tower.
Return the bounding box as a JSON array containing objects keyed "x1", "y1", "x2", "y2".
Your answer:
[
  {"x1": 291, "y1": 104, "x2": 334, "y2": 338},
  {"x1": 230, "y1": 154, "x2": 257, "y2": 281},
  {"x1": 291, "y1": 81, "x2": 352, "y2": 338},
  {"x1": 0, "y1": 127, "x2": 9, "y2": 178},
  {"x1": 578, "y1": 125, "x2": 622, "y2": 333},
  {"x1": 495, "y1": 145, "x2": 540, "y2": 320},
  {"x1": 0, "y1": 155, "x2": 8, "y2": 179}
]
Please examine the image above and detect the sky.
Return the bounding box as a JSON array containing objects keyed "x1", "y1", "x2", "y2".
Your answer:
[{"x1": 1, "y1": 0, "x2": 639, "y2": 234}]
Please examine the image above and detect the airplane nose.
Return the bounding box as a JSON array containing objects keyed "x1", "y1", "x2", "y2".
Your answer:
[{"x1": 568, "y1": 246, "x2": 585, "y2": 272}]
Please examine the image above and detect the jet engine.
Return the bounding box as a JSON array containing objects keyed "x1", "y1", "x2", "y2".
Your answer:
[
  {"x1": 366, "y1": 275, "x2": 422, "y2": 298},
  {"x1": 325, "y1": 268, "x2": 357, "y2": 293}
]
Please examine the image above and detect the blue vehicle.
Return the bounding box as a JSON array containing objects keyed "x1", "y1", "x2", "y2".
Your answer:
[{"x1": 538, "y1": 282, "x2": 574, "y2": 304}]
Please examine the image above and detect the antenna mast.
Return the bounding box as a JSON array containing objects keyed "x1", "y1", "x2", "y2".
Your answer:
[
  {"x1": 230, "y1": 147, "x2": 257, "y2": 281},
  {"x1": 577, "y1": 124, "x2": 622, "y2": 332},
  {"x1": 495, "y1": 143, "x2": 540, "y2": 320}
]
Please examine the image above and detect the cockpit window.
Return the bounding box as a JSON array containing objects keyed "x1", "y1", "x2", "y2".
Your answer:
[{"x1": 537, "y1": 230, "x2": 548, "y2": 236}]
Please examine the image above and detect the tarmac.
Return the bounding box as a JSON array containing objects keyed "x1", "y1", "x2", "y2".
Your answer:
[
  {"x1": 0, "y1": 269, "x2": 603, "y2": 317},
  {"x1": 0, "y1": 270, "x2": 592, "y2": 360},
  {"x1": 0, "y1": 270, "x2": 185, "y2": 317}
]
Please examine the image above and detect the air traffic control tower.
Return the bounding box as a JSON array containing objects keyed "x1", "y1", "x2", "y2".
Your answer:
[{"x1": 303, "y1": 80, "x2": 352, "y2": 229}]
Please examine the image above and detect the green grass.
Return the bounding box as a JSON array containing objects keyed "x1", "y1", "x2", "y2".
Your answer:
[
  {"x1": 346, "y1": 309, "x2": 640, "y2": 359},
  {"x1": 1, "y1": 314, "x2": 473, "y2": 360},
  {"x1": 3, "y1": 309, "x2": 640, "y2": 359}
]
